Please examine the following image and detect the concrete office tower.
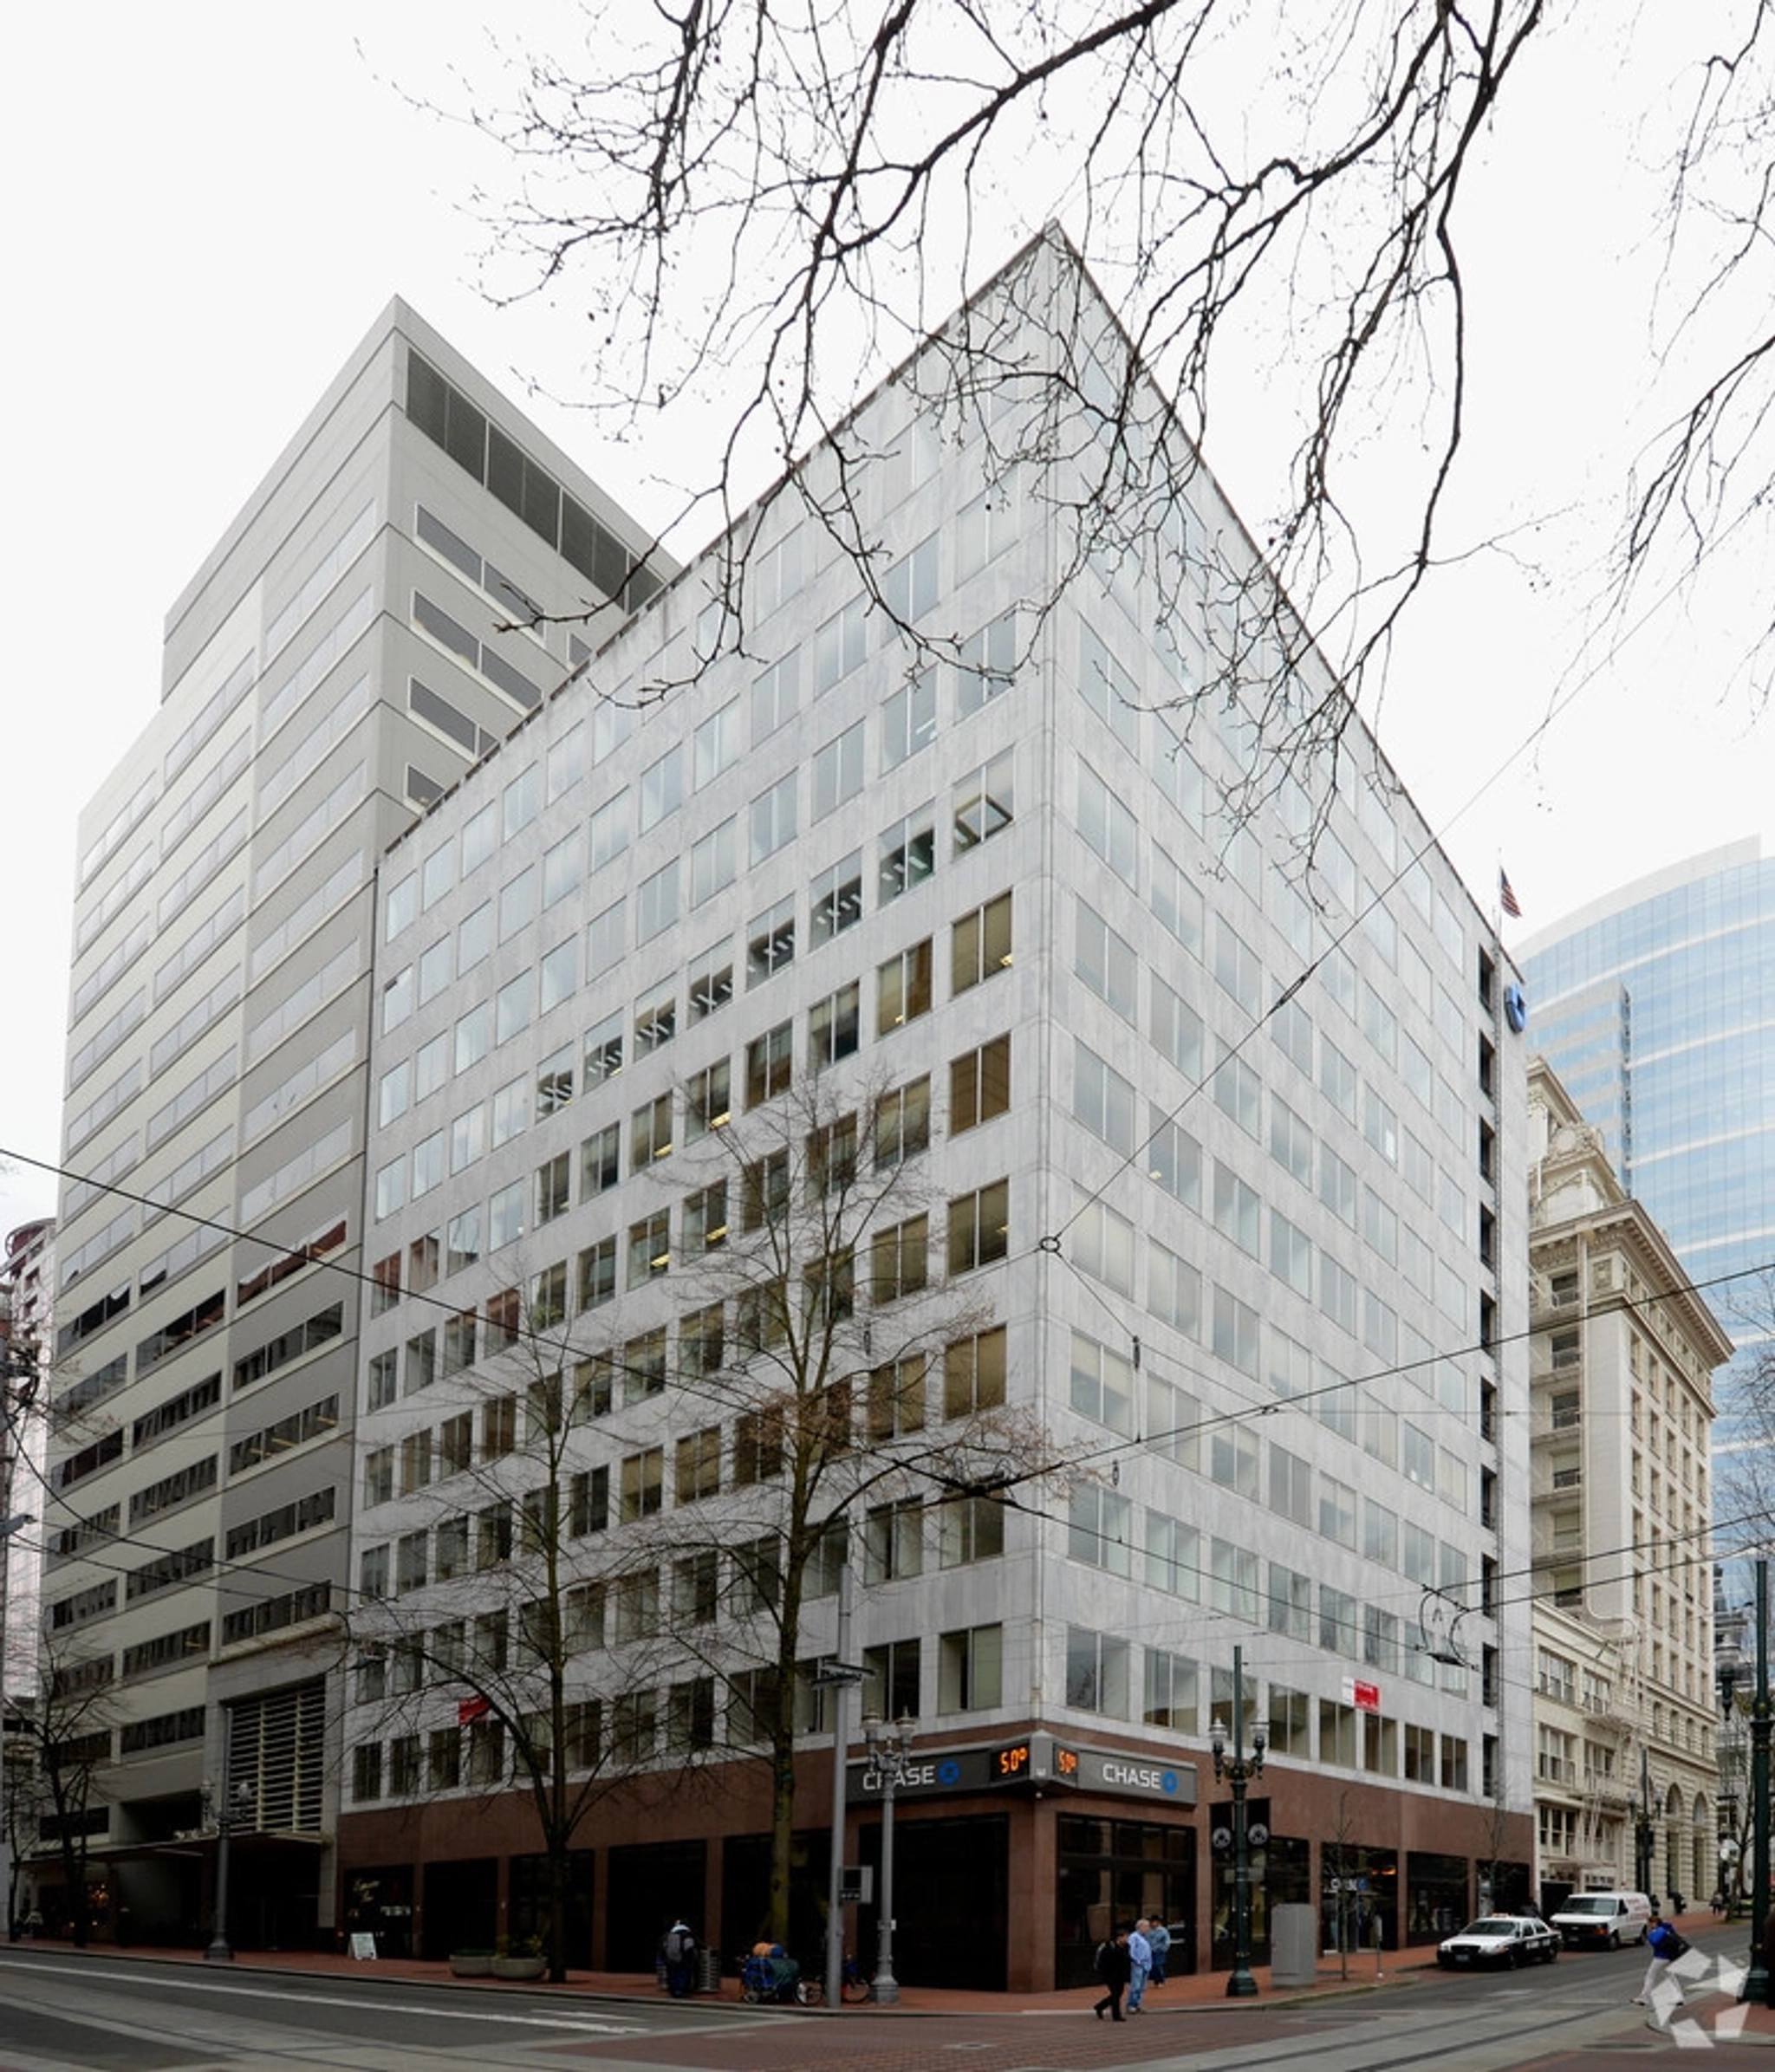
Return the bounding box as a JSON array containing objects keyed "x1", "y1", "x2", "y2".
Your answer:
[
  {"x1": 45, "y1": 305, "x2": 663, "y2": 1946},
  {"x1": 343, "y1": 236, "x2": 1533, "y2": 1991},
  {"x1": 1518, "y1": 841, "x2": 1774, "y2": 1475},
  {"x1": 1525, "y1": 1061, "x2": 1729, "y2": 1908}
]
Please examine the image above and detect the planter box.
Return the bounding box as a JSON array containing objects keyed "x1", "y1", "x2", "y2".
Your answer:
[
  {"x1": 491, "y1": 1955, "x2": 547, "y2": 1980},
  {"x1": 449, "y1": 1952, "x2": 495, "y2": 1978}
]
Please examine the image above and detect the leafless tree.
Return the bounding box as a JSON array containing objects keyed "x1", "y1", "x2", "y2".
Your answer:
[
  {"x1": 439, "y1": 1, "x2": 1772, "y2": 770},
  {"x1": 629, "y1": 1063, "x2": 1075, "y2": 1948},
  {"x1": 5, "y1": 1636, "x2": 117, "y2": 1946},
  {"x1": 356, "y1": 1062, "x2": 1074, "y2": 1963},
  {"x1": 349, "y1": 1280, "x2": 700, "y2": 1983}
]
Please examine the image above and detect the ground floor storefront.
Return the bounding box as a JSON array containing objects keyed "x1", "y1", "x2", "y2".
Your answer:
[{"x1": 337, "y1": 1729, "x2": 1532, "y2": 1992}]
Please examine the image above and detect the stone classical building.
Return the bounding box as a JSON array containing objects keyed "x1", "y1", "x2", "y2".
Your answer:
[
  {"x1": 1526, "y1": 1059, "x2": 1731, "y2": 1907},
  {"x1": 1518, "y1": 840, "x2": 1774, "y2": 1485},
  {"x1": 340, "y1": 236, "x2": 1534, "y2": 1989}
]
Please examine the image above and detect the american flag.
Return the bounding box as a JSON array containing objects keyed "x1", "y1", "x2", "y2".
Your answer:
[{"x1": 1499, "y1": 867, "x2": 1522, "y2": 919}]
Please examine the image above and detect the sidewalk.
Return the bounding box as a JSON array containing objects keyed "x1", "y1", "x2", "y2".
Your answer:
[
  {"x1": 10, "y1": 1906, "x2": 1773, "y2": 2031},
  {"x1": 2, "y1": 1935, "x2": 1428, "y2": 2016}
]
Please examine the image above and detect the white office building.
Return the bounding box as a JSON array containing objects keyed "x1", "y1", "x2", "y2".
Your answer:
[
  {"x1": 44, "y1": 302, "x2": 662, "y2": 1945},
  {"x1": 341, "y1": 235, "x2": 1534, "y2": 1990}
]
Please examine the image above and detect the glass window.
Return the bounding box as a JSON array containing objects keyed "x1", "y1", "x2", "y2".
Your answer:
[
  {"x1": 588, "y1": 790, "x2": 629, "y2": 869},
  {"x1": 498, "y1": 867, "x2": 535, "y2": 943},
  {"x1": 693, "y1": 698, "x2": 742, "y2": 788},
  {"x1": 636, "y1": 860, "x2": 679, "y2": 943},
  {"x1": 458, "y1": 901, "x2": 491, "y2": 973},
  {"x1": 639, "y1": 745, "x2": 684, "y2": 830},
  {"x1": 877, "y1": 939, "x2": 933, "y2": 1030},
  {"x1": 813, "y1": 720, "x2": 866, "y2": 818},
  {"x1": 947, "y1": 1179, "x2": 1009, "y2": 1274},
  {"x1": 691, "y1": 817, "x2": 737, "y2": 906},
  {"x1": 1074, "y1": 1041, "x2": 1136, "y2": 1153},
  {"x1": 495, "y1": 972, "x2": 531, "y2": 1044},
  {"x1": 810, "y1": 850, "x2": 863, "y2": 945},
  {"x1": 1076, "y1": 900, "x2": 1136, "y2": 1022},
  {"x1": 539, "y1": 939, "x2": 576, "y2": 1014},
  {"x1": 882, "y1": 670, "x2": 937, "y2": 769},
  {"x1": 543, "y1": 828, "x2": 583, "y2": 909},
  {"x1": 747, "y1": 896, "x2": 796, "y2": 987},
  {"x1": 688, "y1": 940, "x2": 734, "y2": 1020},
  {"x1": 750, "y1": 771, "x2": 797, "y2": 863},
  {"x1": 1078, "y1": 763, "x2": 1137, "y2": 884},
  {"x1": 879, "y1": 802, "x2": 937, "y2": 903},
  {"x1": 814, "y1": 596, "x2": 868, "y2": 690},
  {"x1": 454, "y1": 1003, "x2": 490, "y2": 1074},
  {"x1": 951, "y1": 1035, "x2": 1011, "y2": 1133},
  {"x1": 587, "y1": 899, "x2": 625, "y2": 979},
  {"x1": 809, "y1": 982, "x2": 861, "y2": 1068},
  {"x1": 954, "y1": 608, "x2": 1015, "y2": 716},
  {"x1": 953, "y1": 748, "x2": 1013, "y2": 853},
  {"x1": 953, "y1": 891, "x2": 1011, "y2": 992},
  {"x1": 751, "y1": 653, "x2": 799, "y2": 743},
  {"x1": 461, "y1": 801, "x2": 497, "y2": 876}
]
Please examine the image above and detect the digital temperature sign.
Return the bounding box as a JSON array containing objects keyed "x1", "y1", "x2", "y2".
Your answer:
[{"x1": 990, "y1": 1736, "x2": 1082, "y2": 1786}]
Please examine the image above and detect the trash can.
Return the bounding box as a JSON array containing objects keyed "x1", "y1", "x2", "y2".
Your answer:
[{"x1": 698, "y1": 1948, "x2": 722, "y2": 1995}]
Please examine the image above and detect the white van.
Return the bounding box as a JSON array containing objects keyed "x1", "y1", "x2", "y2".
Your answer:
[{"x1": 1549, "y1": 1892, "x2": 1652, "y2": 1949}]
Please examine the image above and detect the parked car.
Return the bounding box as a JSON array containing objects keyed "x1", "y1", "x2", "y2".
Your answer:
[
  {"x1": 1437, "y1": 1915, "x2": 1561, "y2": 1969},
  {"x1": 1549, "y1": 1891, "x2": 1652, "y2": 1950}
]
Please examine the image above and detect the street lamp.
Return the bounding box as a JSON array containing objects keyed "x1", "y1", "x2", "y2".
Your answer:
[
  {"x1": 1210, "y1": 1645, "x2": 1267, "y2": 2001},
  {"x1": 1635, "y1": 1746, "x2": 1656, "y2": 1903},
  {"x1": 205, "y1": 1705, "x2": 256, "y2": 1964},
  {"x1": 1743, "y1": 1559, "x2": 1772, "y2": 2006},
  {"x1": 1720, "y1": 1629, "x2": 1748, "y2": 1916},
  {"x1": 861, "y1": 1710, "x2": 916, "y2": 2005}
]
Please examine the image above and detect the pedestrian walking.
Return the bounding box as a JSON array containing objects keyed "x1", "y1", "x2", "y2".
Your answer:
[
  {"x1": 1146, "y1": 1918, "x2": 1172, "y2": 1985},
  {"x1": 1632, "y1": 1912, "x2": 1687, "y2": 2010},
  {"x1": 660, "y1": 1917, "x2": 698, "y2": 1997},
  {"x1": 1092, "y1": 1928, "x2": 1131, "y2": 2022}
]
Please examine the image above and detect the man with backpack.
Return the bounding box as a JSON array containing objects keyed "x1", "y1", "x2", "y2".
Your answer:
[
  {"x1": 1633, "y1": 1910, "x2": 1687, "y2": 2011},
  {"x1": 660, "y1": 1917, "x2": 699, "y2": 1997},
  {"x1": 1092, "y1": 1926, "x2": 1132, "y2": 2021}
]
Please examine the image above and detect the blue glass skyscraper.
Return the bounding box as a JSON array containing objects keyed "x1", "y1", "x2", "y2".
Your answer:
[{"x1": 1518, "y1": 839, "x2": 1773, "y2": 1463}]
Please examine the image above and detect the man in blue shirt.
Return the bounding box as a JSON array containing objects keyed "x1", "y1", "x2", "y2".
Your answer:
[
  {"x1": 1127, "y1": 1920, "x2": 1154, "y2": 2012},
  {"x1": 1633, "y1": 1912, "x2": 1686, "y2": 2011}
]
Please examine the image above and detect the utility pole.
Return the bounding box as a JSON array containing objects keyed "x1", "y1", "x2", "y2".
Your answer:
[{"x1": 819, "y1": 1568, "x2": 861, "y2": 2011}]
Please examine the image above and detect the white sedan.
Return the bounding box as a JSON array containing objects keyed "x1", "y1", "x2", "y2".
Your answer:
[{"x1": 1437, "y1": 1915, "x2": 1560, "y2": 1969}]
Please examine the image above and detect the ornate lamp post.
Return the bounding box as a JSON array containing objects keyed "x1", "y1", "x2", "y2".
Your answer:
[
  {"x1": 1635, "y1": 1747, "x2": 1656, "y2": 1902},
  {"x1": 1744, "y1": 1560, "x2": 1772, "y2": 2006},
  {"x1": 205, "y1": 1705, "x2": 256, "y2": 1964},
  {"x1": 1210, "y1": 1646, "x2": 1267, "y2": 2000},
  {"x1": 861, "y1": 1711, "x2": 916, "y2": 2004},
  {"x1": 1720, "y1": 1621, "x2": 1747, "y2": 1916}
]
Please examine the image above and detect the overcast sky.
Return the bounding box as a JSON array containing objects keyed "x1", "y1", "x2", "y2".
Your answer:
[{"x1": 3, "y1": 3, "x2": 1768, "y2": 1242}]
